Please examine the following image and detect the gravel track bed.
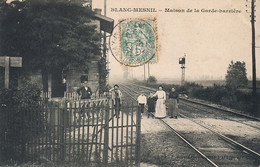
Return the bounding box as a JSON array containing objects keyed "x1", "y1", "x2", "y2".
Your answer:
[
  {"x1": 179, "y1": 104, "x2": 260, "y2": 154},
  {"x1": 120, "y1": 84, "x2": 260, "y2": 166},
  {"x1": 180, "y1": 101, "x2": 260, "y2": 129},
  {"x1": 120, "y1": 86, "x2": 211, "y2": 166},
  {"x1": 164, "y1": 118, "x2": 260, "y2": 167},
  {"x1": 141, "y1": 131, "x2": 210, "y2": 167}
]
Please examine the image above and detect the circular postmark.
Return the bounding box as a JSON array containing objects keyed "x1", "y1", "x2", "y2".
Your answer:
[{"x1": 109, "y1": 18, "x2": 158, "y2": 67}]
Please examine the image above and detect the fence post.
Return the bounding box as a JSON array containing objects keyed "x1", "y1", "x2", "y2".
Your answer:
[
  {"x1": 21, "y1": 108, "x2": 26, "y2": 162},
  {"x1": 103, "y1": 100, "x2": 109, "y2": 166},
  {"x1": 135, "y1": 102, "x2": 141, "y2": 167},
  {"x1": 60, "y1": 100, "x2": 66, "y2": 161}
]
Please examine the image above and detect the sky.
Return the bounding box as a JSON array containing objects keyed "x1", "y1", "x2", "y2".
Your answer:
[
  {"x1": 5, "y1": 0, "x2": 260, "y2": 82},
  {"x1": 92, "y1": 0, "x2": 260, "y2": 82}
]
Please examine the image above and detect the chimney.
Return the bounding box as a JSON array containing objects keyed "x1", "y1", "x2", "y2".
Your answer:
[{"x1": 94, "y1": 8, "x2": 102, "y2": 15}]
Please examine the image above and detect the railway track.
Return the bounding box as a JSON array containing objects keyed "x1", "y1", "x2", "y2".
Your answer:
[
  {"x1": 178, "y1": 100, "x2": 260, "y2": 131},
  {"x1": 119, "y1": 83, "x2": 260, "y2": 167},
  {"x1": 129, "y1": 83, "x2": 259, "y2": 121},
  {"x1": 127, "y1": 83, "x2": 260, "y2": 131},
  {"x1": 120, "y1": 84, "x2": 218, "y2": 167}
]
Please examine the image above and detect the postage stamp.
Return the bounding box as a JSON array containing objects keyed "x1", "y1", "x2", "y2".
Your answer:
[{"x1": 109, "y1": 18, "x2": 158, "y2": 67}]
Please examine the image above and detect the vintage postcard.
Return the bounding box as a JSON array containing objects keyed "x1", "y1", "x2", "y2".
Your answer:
[{"x1": 0, "y1": 0, "x2": 259, "y2": 166}]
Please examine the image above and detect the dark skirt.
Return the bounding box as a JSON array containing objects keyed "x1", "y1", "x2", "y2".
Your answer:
[
  {"x1": 168, "y1": 99, "x2": 178, "y2": 117},
  {"x1": 148, "y1": 104, "x2": 155, "y2": 113},
  {"x1": 147, "y1": 97, "x2": 156, "y2": 113}
]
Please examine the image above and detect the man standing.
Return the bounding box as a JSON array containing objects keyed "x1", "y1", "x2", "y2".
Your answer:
[
  {"x1": 77, "y1": 80, "x2": 92, "y2": 99},
  {"x1": 110, "y1": 84, "x2": 122, "y2": 118},
  {"x1": 137, "y1": 93, "x2": 147, "y2": 118},
  {"x1": 76, "y1": 80, "x2": 92, "y2": 120},
  {"x1": 168, "y1": 87, "x2": 179, "y2": 119}
]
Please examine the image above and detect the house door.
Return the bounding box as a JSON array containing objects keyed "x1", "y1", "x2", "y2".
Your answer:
[{"x1": 52, "y1": 69, "x2": 66, "y2": 97}]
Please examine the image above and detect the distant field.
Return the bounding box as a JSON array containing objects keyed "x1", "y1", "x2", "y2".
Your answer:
[
  {"x1": 247, "y1": 81, "x2": 260, "y2": 89},
  {"x1": 158, "y1": 79, "x2": 260, "y2": 88},
  {"x1": 157, "y1": 80, "x2": 225, "y2": 87}
]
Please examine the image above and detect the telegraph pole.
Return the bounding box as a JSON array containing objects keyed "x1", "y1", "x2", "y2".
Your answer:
[
  {"x1": 103, "y1": 0, "x2": 107, "y2": 57},
  {"x1": 144, "y1": 64, "x2": 146, "y2": 81},
  {"x1": 103, "y1": 0, "x2": 108, "y2": 84},
  {"x1": 250, "y1": 0, "x2": 256, "y2": 96},
  {"x1": 148, "y1": 63, "x2": 150, "y2": 78},
  {"x1": 104, "y1": 0, "x2": 106, "y2": 16}
]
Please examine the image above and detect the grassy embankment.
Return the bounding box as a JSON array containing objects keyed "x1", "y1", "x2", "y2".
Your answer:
[{"x1": 135, "y1": 80, "x2": 260, "y2": 116}]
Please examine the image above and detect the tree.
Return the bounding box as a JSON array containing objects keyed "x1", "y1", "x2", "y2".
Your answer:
[
  {"x1": 0, "y1": 0, "x2": 101, "y2": 91},
  {"x1": 147, "y1": 76, "x2": 157, "y2": 83},
  {"x1": 98, "y1": 57, "x2": 109, "y2": 94},
  {"x1": 225, "y1": 61, "x2": 248, "y2": 89}
]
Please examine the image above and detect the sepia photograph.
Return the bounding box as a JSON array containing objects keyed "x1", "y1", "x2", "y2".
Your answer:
[{"x1": 0, "y1": 0, "x2": 259, "y2": 166}]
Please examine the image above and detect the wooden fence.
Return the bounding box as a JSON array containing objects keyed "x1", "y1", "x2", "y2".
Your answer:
[
  {"x1": 64, "y1": 91, "x2": 105, "y2": 101},
  {"x1": 64, "y1": 92, "x2": 80, "y2": 101},
  {"x1": 41, "y1": 91, "x2": 52, "y2": 101},
  {"x1": 0, "y1": 99, "x2": 141, "y2": 166}
]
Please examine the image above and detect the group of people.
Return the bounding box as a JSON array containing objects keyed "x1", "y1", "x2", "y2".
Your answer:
[
  {"x1": 137, "y1": 85, "x2": 179, "y2": 119},
  {"x1": 76, "y1": 81, "x2": 122, "y2": 117},
  {"x1": 76, "y1": 81, "x2": 179, "y2": 119}
]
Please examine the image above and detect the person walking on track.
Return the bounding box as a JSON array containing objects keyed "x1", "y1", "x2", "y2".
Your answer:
[
  {"x1": 153, "y1": 85, "x2": 167, "y2": 118},
  {"x1": 168, "y1": 87, "x2": 179, "y2": 119},
  {"x1": 110, "y1": 84, "x2": 122, "y2": 118},
  {"x1": 137, "y1": 93, "x2": 147, "y2": 119},
  {"x1": 147, "y1": 92, "x2": 156, "y2": 118}
]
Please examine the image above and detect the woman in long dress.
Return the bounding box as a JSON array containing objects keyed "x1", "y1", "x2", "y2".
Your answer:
[{"x1": 153, "y1": 86, "x2": 167, "y2": 118}]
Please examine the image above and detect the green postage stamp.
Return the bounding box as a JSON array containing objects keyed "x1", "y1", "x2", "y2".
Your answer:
[{"x1": 113, "y1": 18, "x2": 158, "y2": 66}]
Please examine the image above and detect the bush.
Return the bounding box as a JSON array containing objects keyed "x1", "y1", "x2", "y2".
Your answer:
[
  {"x1": 187, "y1": 84, "x2": 254, "y2": 112},
  {"x1": 147, "y1": 76, "x2": 157, "y2": 83},
  {"x1": 0, "y1": 81, "x2": 41, "y2": 107},
  {"x1": 225, "y1": 61, "x2": 248, "y2": 89},
  {"x1": 0, "y1": 81, "x2": 44, "y2": 162},
  {"x1": 134, "y1": 80, "x2": 256, "y2": 115}
]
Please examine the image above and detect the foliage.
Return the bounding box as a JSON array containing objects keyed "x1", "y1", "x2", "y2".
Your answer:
[
  {"x1": 0, "y1": 0, "x2": 101, "y2": 90},
  {"x1": 135, "y1": 80, "x2": 256, "y2": 114},
  {"x1": 225, "y1": 61, "x2": 248, "y2": 89},
  {"x1": 136, "y1": 80, "x2": 202, "y2": 95},
  {"x1": 98, "y1": 57, "x2": 109, "y2": 94},
  {"x1": 190, "y1": 84, "x2": 229, "y2": 103},
  {"x1": 0, "y1": 88, "x2": 15, "y2": 106},
  {"x1": 0, "y1": 81, "x2": 41, "y2": 106},
  {"x1": 0, "y1": 82, "x2": 44, "y2": 162},
  {"x1": 147, "y1": 76, "x2": 157, "y2": 83}
]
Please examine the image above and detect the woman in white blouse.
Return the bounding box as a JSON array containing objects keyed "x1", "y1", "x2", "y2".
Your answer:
[{"x1": 153, "y1": 85, "x2": 167, "y2": 118}]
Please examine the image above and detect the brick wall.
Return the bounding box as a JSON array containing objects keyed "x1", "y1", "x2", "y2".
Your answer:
[{"x1": 66, "y1": 60, "x2": 99, "y2": 96}]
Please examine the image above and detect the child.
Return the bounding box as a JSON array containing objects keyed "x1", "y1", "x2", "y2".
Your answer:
[
  {"x1": 137, "y1": 93, "x2": 147, "y2": 118},
  {"x1": 147, "y1": 92, "x2": 156, "y2": 118}
]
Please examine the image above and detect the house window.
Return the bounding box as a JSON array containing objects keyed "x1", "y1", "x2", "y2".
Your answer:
[{"x1": 80, "y1": 75, "x2": 88, "y2": 83}]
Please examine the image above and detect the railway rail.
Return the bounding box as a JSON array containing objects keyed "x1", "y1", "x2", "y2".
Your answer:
[
  {"x1": 178, "y1": 100, "x2": 260, "y2": 131},
  {"x1": 129, "y1": 83, "x2": 259, "y2": 121},
  {"x1": 119, "y1": 83, "x2": 260, "y2": 167},
  {"x1": 120, "y1": 84, "x2": 218, "y2": 167},
  {"x1": 127, "y1": 83, "x2": 260, "y2": 132}
]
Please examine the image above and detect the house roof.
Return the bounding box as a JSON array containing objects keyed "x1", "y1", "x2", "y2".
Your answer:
[{"x1": 94, "y1": 14, "x2": 114, "y2": 34}]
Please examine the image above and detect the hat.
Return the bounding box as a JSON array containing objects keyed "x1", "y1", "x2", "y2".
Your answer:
[
  {"x1": 80, "y1": 75, "x2": 88, "y2": 83},
  {"x1": 114, "y1": 84, "x2": 119, "y2": 88}
]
